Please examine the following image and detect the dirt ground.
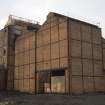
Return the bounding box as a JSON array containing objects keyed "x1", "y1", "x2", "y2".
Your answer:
[{"x1": 0, "y1": 91, "x2": 105, "y2": 105}]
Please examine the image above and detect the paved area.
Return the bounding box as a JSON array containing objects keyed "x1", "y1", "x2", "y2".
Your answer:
[{"x1": 0, "y1": 91, "x2": 105, "y2": 105}]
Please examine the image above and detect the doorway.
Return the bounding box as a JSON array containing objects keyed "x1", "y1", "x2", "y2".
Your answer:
[
  {"x1": 37, "y1": 69, "x2": 65, "y2": 93},
  {"x1": 51, "y1": 70, "x2": 65, "y2": 93}
]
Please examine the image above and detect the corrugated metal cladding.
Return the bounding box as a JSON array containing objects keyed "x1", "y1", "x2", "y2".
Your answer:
[{"x1": 0, "y1": 12, "x2": 105, "y2": 94}]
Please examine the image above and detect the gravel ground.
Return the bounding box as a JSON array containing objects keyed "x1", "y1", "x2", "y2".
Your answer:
[{"x1": 0, "y1": 91, "x2": 105, "y2": 105}]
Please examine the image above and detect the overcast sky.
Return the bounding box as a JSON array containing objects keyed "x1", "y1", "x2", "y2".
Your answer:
[{"x1": 0, "y1": 0, "x2": 105, "y2": 38}]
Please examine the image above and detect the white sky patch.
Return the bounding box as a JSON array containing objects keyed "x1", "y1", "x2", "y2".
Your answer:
[
  {"x1": 0, "y1": 0, "x2": 105, "y2": 38},
  {"x1": 0, "y1": 17, "x2": 8, "y2": 29}
]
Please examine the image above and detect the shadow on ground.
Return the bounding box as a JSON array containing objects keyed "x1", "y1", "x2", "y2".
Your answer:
[{"x1": 0, "y1": 91, "x2": 105, "y2": 105}]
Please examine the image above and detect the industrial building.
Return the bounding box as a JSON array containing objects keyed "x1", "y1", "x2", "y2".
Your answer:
[{"x1": 0, "y1": 12, "x2": 105, "y2": 94}]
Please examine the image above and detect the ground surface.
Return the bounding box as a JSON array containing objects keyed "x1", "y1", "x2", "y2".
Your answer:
[{"x1": 0, "y1": 92, "x2": 105, "y2": 105}]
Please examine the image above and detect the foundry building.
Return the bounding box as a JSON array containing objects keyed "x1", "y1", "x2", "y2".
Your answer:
[{"x1": 0, "y1": 12, "x2": 105, "y2": 94}]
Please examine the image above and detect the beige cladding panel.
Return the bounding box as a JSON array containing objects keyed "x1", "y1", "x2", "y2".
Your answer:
[
  {"x1": 30, "y1": 64, "x2": 35, "y2": 78},
  {"x1": 51, "y1": 26, "x2": 58, "y2": 43},
  {"x1": 15, "y1": 32, "x2": 36, "y2": 92},
  {"x1": 72, "y1": 76, "x2": 83, "y2": 94},
  {"x1": 83, "y1": 77, "x2": 94, "y2": 92},
  {"x1": 18, "y1": 40, "x2": 25, "y2": 52},
  {"x1": 0, "y1": 57, "x2": 4, "y2": 65},
  {"x1": 24, "y1": 38, "x2": 30, "y2": 51},
  {"x1": 94, "y1": 77, "x2": 105, "y2": 92},
  {"x1": 3, "y1": 56, "x2": 7, "y2": 66},
  {"x1": 51, "y1": 42, "x2": 59, "y2": 59},
  {"x1": 71, "y1": 40, "x2": 81, "y2": 57},
  {"x1": 43, "y1": 29, "x2": 50, "y2": 45},
  {"x1": 23, "y1": 79, "x2": 30, "y2": 92},
  {"x1": 29, "y1": 35, "x2": 35, "y2": 49},
  {"x1": 37, "y1": 32, "x2": 43, "y2": 47},
  {"x1": 60, "y1": 40, "x2": 68, "y2": 57},
  {"x1": 60, "y1": 57, "x2": 68, "y2": 68},
  {"x1": 30, "y1": 49, "x2": 35, "y2": 63},
  {"x1": 16, "y1": 54, "x2": 19, "y2": 66},
  {"x1": 43, "y1": 45, "x2": 50, "y2": 61},
  {"x1": 17, "y1": 67, "x2": 21, "y2": 79},
  {"x1": 14, "y1": 67, "x2": 18, "y2": 79},
  {"x1": 44, "y1": 61, "x2": 51, "y2": 70},
  {"x1": 36, "y1": 58, "x2": 68, "y2": 72},
  {"x1": 83, "y1": 59, "x2": 93, "y2": 76},
  {"x1": 93, "y1": 45, "x2": 102, "y2": 60},
  {"x1": 18, "y1": 66, "x2": 24, "y2": 79},
  {"x1": 51, "y1": 17, "x2": 58, "y2": 27},
  {"x1": 0, "y1": 30, "x2": 7, "y2": 47},
  {"x1": 92, "y1": 28, "x2": 101, "y2": 44},
  {"x1": 59, "y1": 22, "x2": 67, "y2": 40},
  {"x1": 37, "y1": 62, "x2": 43, "y2": 71},
  {"x1": 51, "y1": 59, "x2": 59, "y2": 69},
  {"x1": 18, "y1": 53, "x2": 23, "y2": 66},
  {"x1": 24, "y1": 51, "x2": 30, "y2": 64},
  {"x1": 16, "y1": 40, "x2": 20, "y2": 53},
  {"x1": 15, "y1": 55, "x2": 19, "y2": 66},
  {"x1": 71, "y1": 58, "x2": 82, "y2": 76},
  {"x1": 30, "y1": 79, "x2": 35, "y2": 92},
  {"x1": 70, "y1": 20, "x2": 81, "y2": 40},
  {"x1": 36, "y1": 47, "x2": 43, "y2": 62},
  {"x1": 36, "y1": 57, "x2": 68, "y2": 71},
  {"x1": 24, "y1": 65, "x2": 30, "y2": 78},
  {"x1": 82, "y1": 42, "x2": 92, "y2": 59},
  {"x1": 94, "y1": 61, "x2": 103, "y2": 76},
  {"x1": 15, "y1": 42, "x2": 19, "y2": 54},
  {"x1": 81, "y1": 24, "x2": 92, "y2": 42},
  {"x1": 59, "y1": 16, "x2": 67, "y2": 23}
]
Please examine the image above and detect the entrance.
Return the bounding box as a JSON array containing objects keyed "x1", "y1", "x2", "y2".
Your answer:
[
  {"x1": 37, "y1": 69, "x2": 65, "y2": 93},
  {"x1": 51, "y1": 70, "x2": 65, "y2": 93}
]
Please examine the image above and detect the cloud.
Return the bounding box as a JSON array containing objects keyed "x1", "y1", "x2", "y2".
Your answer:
[
  {"x1": 0, "y1": 0, "x2": 105, "y2": 38},
  {"x1": 0, "y1": 17, "x2": 8, "y2": 29}
]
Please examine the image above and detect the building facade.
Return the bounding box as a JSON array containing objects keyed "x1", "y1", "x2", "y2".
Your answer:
[{"x1": 0, "y1": 12, "x2": 105, "y2": 94}]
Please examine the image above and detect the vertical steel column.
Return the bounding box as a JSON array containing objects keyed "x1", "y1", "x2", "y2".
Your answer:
[
  {"x1": 67, "y1": 18, "x2": 71, "y2": 94},
  {"x1": 58, "y1": 17, "x2": 60, "y2": 72},
  {"x1": 28, "y1": 37, "x2": 30, "y2": 91},
  {"x1": 49, "y1": 16, "x2": 52, "y2": 93},
  {"x1": 35, "y1": 31, "x2": 37, "y2": 94},
  {"x1": 91, "y1": 27, "x2": 96, "y2": 92},
  {"x1": 80, "y1": 23, "x2": 84, "y2": 93}
]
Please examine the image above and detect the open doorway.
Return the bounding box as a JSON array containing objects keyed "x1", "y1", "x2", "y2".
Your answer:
[
  {"x1": 37, "y1": 69, "x2": 65, "y2": 93},
  {"x1": 51, "y1": 70, "x2": 65, "y2": 93}
]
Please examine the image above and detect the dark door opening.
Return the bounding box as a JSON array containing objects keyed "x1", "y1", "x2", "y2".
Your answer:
[
  {"x1": 37, "y1": 69, "x2": 65, "y2": 93},
  {"x1": 51, "y1": 70, "x2": 65, "y2": 93}
]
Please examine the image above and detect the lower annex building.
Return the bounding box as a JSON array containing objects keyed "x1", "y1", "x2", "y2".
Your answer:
[{"x1": 0, "y1": 12, "x2": 105, "y2": 94}]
